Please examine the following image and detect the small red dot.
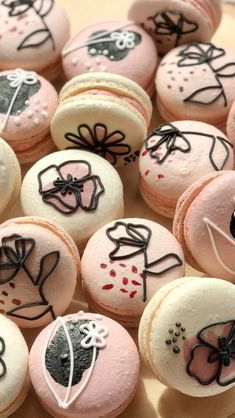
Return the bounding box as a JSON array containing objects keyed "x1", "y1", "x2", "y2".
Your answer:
[
  {"x1": 132, "y1": 266, "x2": 138, "y2": 273},
  {"x1": 2, "y1": 291, "x2": 8, "y2": 297},
  {"x1": 130, "y1": 291, "x2": 137, "y2": 298},
  {"x1": 158, "y1": 174, "x2": 165, "y2": 179},
  {"x1": 0, "y1": 300, "x2": 5, "y2": 305},
  {"x1": 119, "y1": 263, "x2": 126, "y2": 268},
  {"x1": 123, "y1": 277, "x2": 128, "y2": 286},
  {"x1": 110, "y1": 269, "x2": 116, "y2": 277},
  {"x1": 12, "y1": 299, "x2": 21, "y2": 306},
  {"x1": 140, "y1": 273, "x2": 145, "y2": 279},
  {"x1": 9, "y1": 283, "x2": 15, "y2": 289},
  {"x1": 102, "y1": 284, "x2": 114, "y2": 290},
  {"x1": 144, "y1": 170, "x2": 150, "y2": 177},
  {"x1": 120, "y1": 288, "x2": 128, "y2": 293},
  {"x1": 100, "y1": 263, "x2": 107, "y2": 269},
  {"x1": 132, "y1": 280, "x2": 141, "y2": 286},
  {"x1": 142, "y1": 150, "x2": 148, "y2": 157}
]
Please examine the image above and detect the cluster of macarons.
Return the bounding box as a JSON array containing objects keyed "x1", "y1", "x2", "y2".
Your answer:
[{"x1": 2, "y1": 0, "x2": 235, "y2": 417}]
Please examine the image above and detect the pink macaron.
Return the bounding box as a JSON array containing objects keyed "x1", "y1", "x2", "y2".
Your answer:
[
  {"x1": 173, "y1": 170, "x2": 235, "y2": 281},
  {"x1": 0, "y1": 68, "x2": 58, "y2": 164},
  {"x1": 0, "y1": 0, "x2": 70, "y2": 80},
  {"x1": 156, "y1": 42, "x2": 235, "y2": 131},
  {"x1": 226, "y1": 100, "x2": 235, "y2": 147},
  {"x1": 81, "y1": 218, "x2": 185, "y2": 327},
  {"x1": 62, "y1": 21, "x2": 158, "y2": 96},
  {"x1": 128, "y1": 0, "x2": 222, "y2": 56},
  {"x1": 29, "y1": 311, "x2": 140, "y2": 418},
  {"x1": 139, "y1": 121, "x2": 234, "y2": 218}
]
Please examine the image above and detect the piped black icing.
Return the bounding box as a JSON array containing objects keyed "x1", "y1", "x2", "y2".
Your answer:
[
  {"x1": 106, "y1": 221, "x2": 183, "y2": 302},
  {"x1": 65, "y1": 123, "x2": 131, "y2": 166},
  {"x1": 0, "y1": 75, "x2": 41, "y2": 116},
  {"x1": 0, "y1": 234, "x2": 60, "y2": 321},
  {"x1": 0, "y1": 337, "x2": 6, "y2": 378},
  {"x1": 2, "y1": 0, "x2": 55, "y2": 51},
  {"x1": 187, "y1": 320, "x2": 235, "y2": 386},
  {"x1": 148, "y1": 11, "x2": 198, "y2": 48},
  {"x1": 166, "y1": 322, "x2": 186, "y2": 354},
  {"x1": 177, "y1": 43, "x2": 235, "y2": 106},
  {"x1": 38, "y1": 160, "x2": 105, "y2": 215},
  {"x1": 45, "y1": 319, "x2": 99, "y2": 387},
  {"x1": 230, "y1": 212, "x2": 235, "y2": 239},
  {"x1": 145, "y1": 122, "x2": 233, "y2": 170},
  {"x1": 87, "y1": 29, "x2": 141, "y2": 61}
]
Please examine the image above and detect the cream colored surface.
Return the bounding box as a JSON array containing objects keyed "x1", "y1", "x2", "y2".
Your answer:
[{"x1": 8, "y1": 1, "x2": 235, "y2": 417}]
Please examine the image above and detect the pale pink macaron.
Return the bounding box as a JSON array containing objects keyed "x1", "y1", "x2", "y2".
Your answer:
[
  {"x1": 0, "y1": 216, "x2": 80, "y2": 328},
  {"x1": 29, "y1": 311, "x2": 140, "y2": 418},
  {"x1": 173, "y1": 170, "x2": 235, "y2": 281},
  {"x1": 226, "y1": 100, "x2": 235, "y2": 146},
  {"x1": 0, "y1": 0, "x2": 70, "y2": 80},
  {"x1": 81, "y1": 218, "x2": 185, "y2": 327},
  {"x1": 0, "y1": 68, "x2": 58, "y2": 164},
  {"x1": 156, "y1": 42, "x2": 235, "y2": 131},
  {"x1": 62, "y1": 21, "x2": 158, "y2": 96},
  {"x1": 139, "y1": 121, "x2": 234, "y2": 218},
  {"x1": 128, "y1": 0, "x2": 222, "y2": 56}
]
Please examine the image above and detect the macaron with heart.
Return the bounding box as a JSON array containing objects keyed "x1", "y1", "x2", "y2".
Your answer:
[
  {"x1": 139, "y1": 121, "x2": 234, "y2": 218},
  {"x1": 128, "y1": 0, "x2": 222, "y2": 56}
]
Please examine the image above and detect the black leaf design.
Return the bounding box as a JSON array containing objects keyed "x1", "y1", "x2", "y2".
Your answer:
[
  {"x1": 17, "y1": 29, "x2": 51, "y2": 50},
  {"x1": 0, "y1": 337, "x2": 6, "y2": 378},
  {"x1": 184, "y1": 86, "x2": 223, "y2": 105}
]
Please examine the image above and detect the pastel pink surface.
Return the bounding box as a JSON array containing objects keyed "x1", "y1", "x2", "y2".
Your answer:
[
  {"x1": 0, "y1": 221, "x2": 79, "y2": 328},
  {"x1": 81, "y1": 218, "x2": 184, "y2": 320},
  {"x1": 0, "y1": 1, "x2": 70, "y2": 72},
  {"x1": 62, "y1": 21, "x2": 158, "y2": 93},
  {"x1": 226, "y1": 100, "x2": 235, "y2": 147},
  {"x1": 29, "y1": 312, "x2": 140, "y2": 418},
  {"x1": 156, "y1": 43, "x2": 235, "y2": 129}
]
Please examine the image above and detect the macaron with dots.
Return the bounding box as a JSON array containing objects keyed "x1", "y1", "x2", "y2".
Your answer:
[
  {"x1": 50, "y1": 72, "x2": 152, "y2": 168},
  {"x1": 0, "y1": 216, "x2": 80, "y2": 328},
  {"x1": 139, "y1": 121, "x2": 234, "y2": 219},
  {"x1": 0, "y1": 68, "x2": 58, "y2": 164},
  {"x1": 81, "y1": 217, "x2": 185, "y2": 328},
  {"x1": 156, "y1": 42, "x2": 235, "y2": 131},
  {"x1": 29, "y1": 311, "x2": 140, "y2": 418},
  {"x1": 128, "y1": 0, "x2": 222, "y2": 56},
  {"x1": 20, "y1": 150, "x2": 124, "y2": 252},
  {"x1": 0, "y1": 0, "x2": 70, "y2": 80},
  {"x1": 0, "y1": 137, "x2": 21, "y2": 219},
  {"x1": 0, "y1": 314, "x2": 30, "y2": 418},
  {"x1": 173, "y1": 170, "x2": 235, "y2": 281},
  {"x1": 62, "y1": 20, "x2": 158, "y2": 96},
  {"x1": 139, "y1": 276, "x2": 235, "y2": 397}
]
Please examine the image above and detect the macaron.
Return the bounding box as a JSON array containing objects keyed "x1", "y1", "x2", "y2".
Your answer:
[
  {"x1": 128, "y1": 0, "x2": 222, "y2": 56},
  {"x1": 139, "y1": 121, "x2": 234, "y2": 218},
  {"x1": 156, "y1": 42, "x2": 235, "y2": 131},
  {"x1": 226, "y1": 100, "x2": 235, "y2": 146},
  {"x1": 0, "y1": 216, "x2": 80, "y2": 328},
  {"x1": 62, "y1": 20, "x2": 158, "y2": 96},
  {"x1": 29, "y1": 311, "x2": 140, "y2": 418},
  {"x1": 81, "y1": 218, "x2": 185, "y2": 328},
  {"x1": 20, "y1": 150, "x2": 124, "y2": 252},
  {"x1": 0, "y1": 314, "x2": 29, "y2": 417},
  {"x1": 0, "y1": 0, "x2": 70, "y2": 80},
  {"x1": 139, "y1": 277, "x2": 235, "y2": 397},
  {"x1": 0, "y1": 137, "x2": 21, "y2": 219},
  {"x1": 50, "y1": 72, "x2": 152, "y2": 168},
  {"x1": 0, "y1": 68, "x2": 58, "y2": 164},
  {"x1": 173, "y1": 170, "x2": 235, "y2": 280}
]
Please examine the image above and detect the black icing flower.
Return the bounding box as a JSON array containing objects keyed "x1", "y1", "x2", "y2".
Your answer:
[
  {"x1": 186, "y1": 321, "x2": 235, "y2": 386},
  {"x1": 2, "y1": 0, "x2": 35, "y2": 16},
  {"x1": 178, "y1": 43, "x2": 224, "y2": 67},
  {"x1": 0, "y1": 337, "x2": 6, "y2": 378},
  {"x1": 65, "y1": 124, "x2": 131, "y2": 166}
]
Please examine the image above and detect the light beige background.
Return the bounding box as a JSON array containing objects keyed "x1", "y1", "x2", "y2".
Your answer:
[{"x1": 9, "y1": 2, "x2": 235, "y2": 418}]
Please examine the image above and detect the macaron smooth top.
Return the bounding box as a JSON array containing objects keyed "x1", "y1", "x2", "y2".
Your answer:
[
  {"x1": 29, "y1": 311, "x2": 140, "y2": 418},
  {"x1": 51, "y1": 72, "x2": 152, "y2": 168},
  {"x1": 62, "y1": 20, "x2": 158, "y2": 96},
  {"x1": 139, "y1": 277, "x2": 235, "y2": 397},
  {"x1": 139, "y1": 121, "x2": 234, "y2": 218},
  {"x1": 156, "y1": 42, "x2": 235, "y2": 130},
  {"x1": 81, "y1": 218, "x2": 185, "y2": 327},
  {"x1": 0, "y1": 216, "x2": 80, "y2": 328},
  {"x1": 20, "y1": 150, "x2": 124, "y2": 249},
  {"x1": 128, "y1": 0, "x2": 222, "y2": 56},
  {"x1": 0, "y1": 0, "x2": 70, "y2": 74}
]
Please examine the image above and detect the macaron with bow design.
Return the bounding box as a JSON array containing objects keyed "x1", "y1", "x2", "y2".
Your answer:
[
  {"x1": 156, "y1": 42, "x2": 235, "y2": 131},
  {"x1": 139, "y1": 121, "x2": 234, "y2": 218},
  {"x1": 62, "y1": 20, "x2": 158, "y2": 96},
  {"x1": 128, "y1": 0, "x2": 222, "y2": 56},
  {"x1": 29, "y1": 311, "x2": 140, "y2": 418},
  {"x1": 0, "y1": 68, "x2": 58, "y2": 164}
]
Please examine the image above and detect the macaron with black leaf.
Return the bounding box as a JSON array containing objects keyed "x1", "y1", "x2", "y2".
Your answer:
[{"x1": 139, "y1": 121, "x2": 234, "y2": 218}]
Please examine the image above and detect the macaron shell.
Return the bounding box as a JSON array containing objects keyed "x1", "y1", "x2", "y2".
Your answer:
[
  {"x1": 29, "y1": 312, "x2": 140, "y2": 418},
  {"x1": 0, "y1": 2, "x2": 70, "y2": 72},
  {"x1": 62, "y1": 21, "x2": 157, "y2": 93},
  {"x1": 227, "y1": 100, "x2": 235, "y2": 147}
]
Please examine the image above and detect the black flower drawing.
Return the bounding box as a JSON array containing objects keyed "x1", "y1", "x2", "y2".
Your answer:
[
  {"x1": 0, "y1": 234, "x2": 60, "y2": 321},
  {"x1": 0, "y1": 337, "x2": 6, "y2": 378},
  {"x1": 65, "y1": 124, "x2": 131, "y2": 166},
  {"x1": 177, "y1": 43, "x2": 235, "y2": 106},
  {"x1": 2, "y1": 0, "x2": 55, "y2": 50}
]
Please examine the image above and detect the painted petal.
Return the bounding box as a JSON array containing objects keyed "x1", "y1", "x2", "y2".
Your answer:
[
  {"x1": 42, "y1": 190, "x2": 78, "y2": 214},
  {"x1": 104, "y1": 130, "x2": 125, "y2": 145},
  {"x1": 208, "y1": 136, "x2": 231, "y2": 171},
  {"x1": 77, "y1": 125, "x2": 95, "y2": 144},
  {"x1": 64, "y1": 132, "x2": 91, "y2": 148},
  {"x1": 38, "y1": 165, "x2": 60, "y2": 193},
  {"x1": 105, "y1": 143, "x2": 131, "y2": 156},
  {"x1": 218, "y1": 357, "x2": 235, "y2": 386},
  {"x1": 198, "y1": 321, "x2": 235, "y2": 349},
  {"x1": 7, "y1": 303, "x2": 54, "y2": 321},
  {"x1": 187, "y1": 344, "x2": 220, "y2": 385},
  {"x1": 94, "y1": 124, "x2": 107, "y2": 143},
  {"x1": 8, "y1": 4, "x2": 31, "y2": 15},
  {"x1": 80, "y1": 176, "x2": 104, "y2": 210},
  {"x1": 59, "y1": 161, "x2": 90, "y2": 181}
]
